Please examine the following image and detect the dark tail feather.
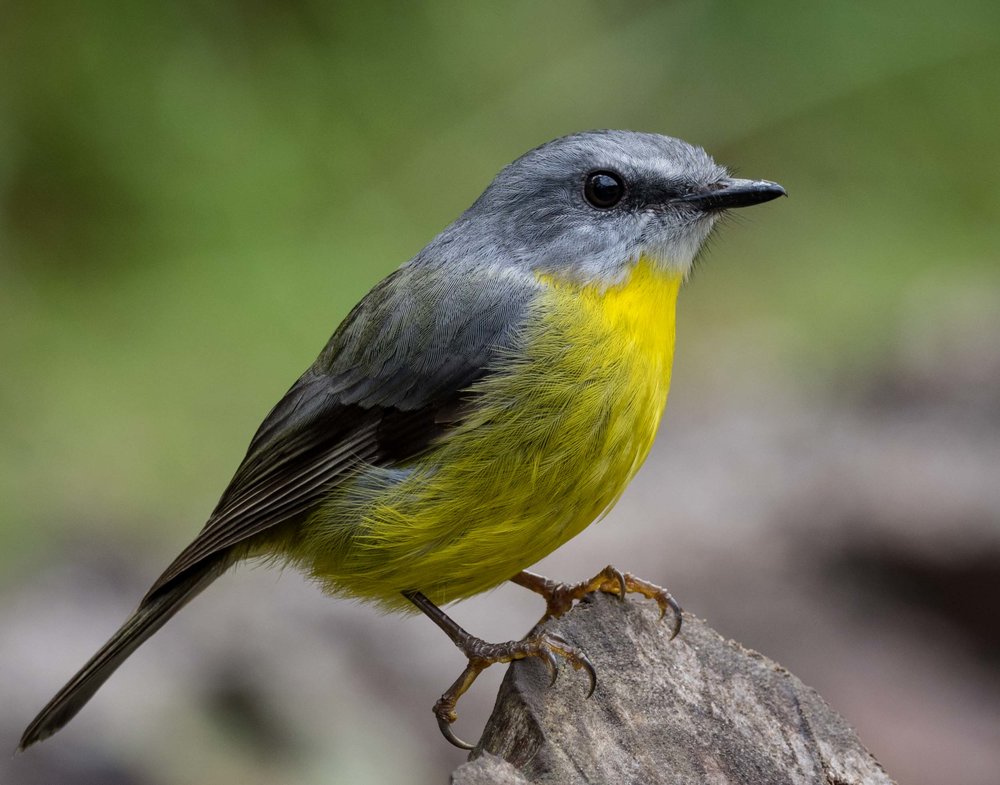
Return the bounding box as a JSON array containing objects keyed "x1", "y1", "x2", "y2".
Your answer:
[{"x1": 18, "y1": 560, "x2": 225, "y2": 751}]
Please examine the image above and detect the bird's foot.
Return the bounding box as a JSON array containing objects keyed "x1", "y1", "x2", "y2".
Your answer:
[
  {"x1": 433, "y1": 629, "x2": 596, "y2": 750},
  {"x1": 512, "y1": 565, "x2": 683, "y2": 638}
]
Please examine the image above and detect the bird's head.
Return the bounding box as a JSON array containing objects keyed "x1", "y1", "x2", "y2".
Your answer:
[{"x1": 450, "y1": 130, "x2": 785, "y2": 285}]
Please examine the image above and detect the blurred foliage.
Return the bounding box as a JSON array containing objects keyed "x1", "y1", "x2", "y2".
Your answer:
[{"x1": 1, "y1": 0, "x2": 998, "y2": 572}]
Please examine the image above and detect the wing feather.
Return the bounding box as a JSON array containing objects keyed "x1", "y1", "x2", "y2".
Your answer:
[{"x1": 144, "y1": 264, "x2": 534, "y2": 600}]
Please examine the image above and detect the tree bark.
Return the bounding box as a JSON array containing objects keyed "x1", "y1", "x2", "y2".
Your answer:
[{"x1": 451, "y1": 593, "x2": 893, "y2": 785}]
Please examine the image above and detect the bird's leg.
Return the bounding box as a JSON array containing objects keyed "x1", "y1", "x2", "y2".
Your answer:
[
  {"x1": 403, "y1": 590, "x2": 595, "y2": 750},
  {"x1": 511, "y1": 565, "x2": 683, "y2": 638}
]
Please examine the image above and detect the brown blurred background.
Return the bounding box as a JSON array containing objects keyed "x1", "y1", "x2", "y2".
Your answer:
[{"x1": 2, "y1": 2, "x2": 999, "y2": 783}]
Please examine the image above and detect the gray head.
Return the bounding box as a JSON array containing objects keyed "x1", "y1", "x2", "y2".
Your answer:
[{"x1": 419, "y1": 130, "x2": 784, "y2": 285}]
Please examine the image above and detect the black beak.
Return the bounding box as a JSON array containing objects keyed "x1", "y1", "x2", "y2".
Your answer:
[{"x1": 674, "y1": 178, "x2": 786, "y2": 210}]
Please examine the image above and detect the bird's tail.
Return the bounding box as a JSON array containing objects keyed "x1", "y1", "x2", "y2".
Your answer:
[{"x1": 18, "y1": 559, "x2": 225, "y2": 751}]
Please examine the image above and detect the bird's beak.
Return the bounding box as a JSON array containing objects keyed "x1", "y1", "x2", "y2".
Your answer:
[{"x1": 674, "y1": 178, "x2": 786, "y2": 210}]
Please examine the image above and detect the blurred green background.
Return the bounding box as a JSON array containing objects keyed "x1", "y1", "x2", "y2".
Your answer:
[{"x1": 3, "y1": 2, "x2": 999, "y2": 784}]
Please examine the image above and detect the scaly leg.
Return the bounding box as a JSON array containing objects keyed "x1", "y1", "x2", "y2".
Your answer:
[
  {"x1": 404, "y1": 590, "x2": 596, "y2": 750},
  {"x1": 511, "y1": 565, "x2": 683, "y2": 639}
]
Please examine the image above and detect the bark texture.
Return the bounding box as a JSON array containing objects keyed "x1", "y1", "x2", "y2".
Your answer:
[{"x1": 451, "y1": 593, "x2": 893, "y2": 785}]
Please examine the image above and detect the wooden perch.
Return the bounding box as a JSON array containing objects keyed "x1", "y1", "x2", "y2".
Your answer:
[{"x1": 451, "y1": 593, "x2": 894, "y2": 785}]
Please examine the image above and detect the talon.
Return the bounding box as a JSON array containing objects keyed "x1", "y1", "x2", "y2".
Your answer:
[
  {"x1": 541, "y1": 647, "x2": 559, "y2": 686},
  {"x1": 579, "y1": 652, "x2": 598, "y2": 698},
  {"x1": 433, "y1": 694, "x2": 475, "y2": 750},
  {"x1": 436, "y1": 713, "x2": 474, "y2": 751},
  {"x1": 538, "y1": 632, "x2": 598, "y2": 698},
  {"x1": 665, "y1": 595, "x2": 683, "y2": 640},
  {"x1": 610, "y1": 566, "x2": 627, "y2": 601}
]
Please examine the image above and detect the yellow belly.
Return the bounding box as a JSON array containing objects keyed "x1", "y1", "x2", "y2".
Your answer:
[{"x1": 295, "y1": 258, "x2": 682, "y2": 608}]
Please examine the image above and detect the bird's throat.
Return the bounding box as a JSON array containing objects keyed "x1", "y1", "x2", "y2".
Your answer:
[{"x1": 537, "y1": 255, "x2": 682, "y2": 362}]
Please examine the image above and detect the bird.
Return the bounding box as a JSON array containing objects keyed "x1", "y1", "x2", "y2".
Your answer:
[{"x1": 19, "y1": 130, "x2": 785, "y2": 751}]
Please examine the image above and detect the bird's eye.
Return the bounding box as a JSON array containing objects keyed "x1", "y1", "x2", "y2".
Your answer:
[{"x1": 583, "y1": 171, "x2": 624, "y2": 209}]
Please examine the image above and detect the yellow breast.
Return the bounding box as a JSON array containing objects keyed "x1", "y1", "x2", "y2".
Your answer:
[
  {"x1": 530, "y1": 257, "x2": 680, "y2": 506},
  {"x1": 566, "y1": 257, "x2": 682, "y2": 367},
  {"x1": 298, "y1": 258, "x2": 682, "y2": 608}
]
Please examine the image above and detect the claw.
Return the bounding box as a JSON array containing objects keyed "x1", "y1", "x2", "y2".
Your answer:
[
  {"x1": 541, "y1": 646, "x2": 560, "y2": 686},
  {"x1": 646, "y1": 587, "x2": 683, "y2": 638},
  {"x1": 579, "y1": 653, "x2": 598, "y2": 698},
  {"x1": 437, "y1": 714, "x2": 475, "y2": 751},
  {"x1": 611, "y1": 567, "x2": 627, "y2": 601},
  {"x1": 665, "y1": 595, "x2": 683, "y2": 640},
  {"x1": 541, "y1": 632, "x2": 597, "y2": 699}
]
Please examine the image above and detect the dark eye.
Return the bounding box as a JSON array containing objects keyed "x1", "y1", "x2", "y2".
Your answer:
[{"x1": 584, "y1": 170, "x2": 624, "y2": 209}]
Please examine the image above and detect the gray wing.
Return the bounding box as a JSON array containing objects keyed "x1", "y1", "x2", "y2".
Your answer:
[{"x1": 144, "y1": 263, "x2": 533, "y2": 599}]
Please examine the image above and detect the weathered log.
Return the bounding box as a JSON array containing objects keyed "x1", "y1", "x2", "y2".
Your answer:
[{"x1": 452, "y1": 593, "x2": 893, "y2": 785}]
